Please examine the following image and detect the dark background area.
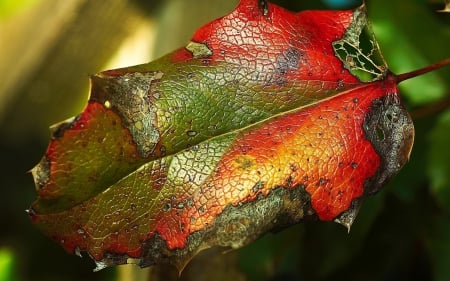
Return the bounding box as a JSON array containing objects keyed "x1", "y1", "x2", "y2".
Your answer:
[{"x1": 0, "y1": 0, "x2": 449, "y2": 280}]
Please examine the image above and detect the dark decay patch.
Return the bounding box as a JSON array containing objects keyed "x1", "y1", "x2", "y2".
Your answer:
[
  {"x1": 252, "y1": 181, "x2": 265, "y2": 193},
  {"x1": 50, "y1": 116, "x2": 80, "y2": 140},
  {"x1": 268, "y1": 48, "x2": 306, "y2": 86},
  {"x1": 90, "y1": 72, "x2": 163, "y2": 158},
  {"x1": 363, "y1": 93, "x2": 414, "y2": 195},
  {"x1": 276, "y1": 48, "x2": 304, "y2": 75},
  {"x1": 334, "y1": 197, "x2": 363, "y2": 230},
  {"x1": 95, "y1": 184, "x2": 316, "y2": 270}
]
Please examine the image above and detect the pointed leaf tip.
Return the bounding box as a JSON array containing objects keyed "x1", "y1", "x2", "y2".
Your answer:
[{"x1": 334, "y1": 199, "x2": 362, "y2": 233}]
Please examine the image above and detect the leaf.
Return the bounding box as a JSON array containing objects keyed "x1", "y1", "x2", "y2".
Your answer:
[{"x1": 30, "y1": 0, "x2": 437, "y2": 271}]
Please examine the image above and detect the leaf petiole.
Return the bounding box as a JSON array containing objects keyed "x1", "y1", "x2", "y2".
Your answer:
[{"x1": 395, "y1": 57, "x2": 450, "y2": 83}]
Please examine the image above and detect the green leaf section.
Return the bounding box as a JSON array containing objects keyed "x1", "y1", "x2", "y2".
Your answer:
[
  {"x1": 33, "y1": 104, "x2": 148, "y2": 214},
  {"x1": 129, "y1": 56, "x2": 352, "y2": 150},
  {"x1": 34, "y1": 133, "x2": 236, "y2": 255},
  {"x1": 33, "y1": 50, "x2": 358, "y2": 214}
]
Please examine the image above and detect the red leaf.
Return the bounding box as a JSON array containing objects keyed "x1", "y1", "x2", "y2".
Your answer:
[{"x1": 28, "y1": 0, "x2": 449, "y2": 271}]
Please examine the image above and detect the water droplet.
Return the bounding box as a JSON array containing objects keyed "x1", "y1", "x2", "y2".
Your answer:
[
  {"x1": 75, "y1": 247, "x2": 82, "y2": 258},
  {"x1": 164, "y1": 203, "x2": 171, "y2": 211},
  {"x1": 353, "y1": 98, "x2": 359, "y2": 103},
  {"x1": 318, "y1": 178, "x2": 327, "y2": 185},
  {"x1": 77, "y1": 228, "x2": 85, "y2": 235},
  {"x1": 104, "y1": 100, "x2": 111, "y2": 108},
  {"x1": 186, "y1": 130, "x2": 197, "y2": 137},
  {"x1": 25, "y1": 208, "x2": 36, "y2": 216},
  {"x1": 130, "y1": 203, "x2": 137, "y2": 211}
]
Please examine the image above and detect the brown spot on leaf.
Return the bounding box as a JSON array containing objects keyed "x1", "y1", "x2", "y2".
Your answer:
[{"x1": 363, "y1": 94, "x2": 414, "y2": 194}]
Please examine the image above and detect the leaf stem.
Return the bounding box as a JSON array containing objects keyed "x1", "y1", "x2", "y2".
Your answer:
[{"x1": 395, "y1": 57, "x2": 450, "y2": 83}]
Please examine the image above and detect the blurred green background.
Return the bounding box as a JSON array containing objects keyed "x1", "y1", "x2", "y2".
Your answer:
[{"x1": 0, "y1": 0, "x2": 449, "y2": 280}]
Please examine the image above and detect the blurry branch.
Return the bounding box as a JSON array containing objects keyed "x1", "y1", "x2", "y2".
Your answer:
[{"x1": 410, "y1": 94, "x2": 450, "y2": 120}]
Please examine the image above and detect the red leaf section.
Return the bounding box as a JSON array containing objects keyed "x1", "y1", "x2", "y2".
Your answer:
[
  {"x1": 173, "y1": 0, "x2": 359, "y2": 84},
  {"x1": 30, "y1": 0, "x2": 415, "y2": 268},
  {"x1": 32, "y1": 82, "x2": 391, "y2": 260},
  {"x1": 154, "y1": 82, "x2": 389, "y2": 250}
]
